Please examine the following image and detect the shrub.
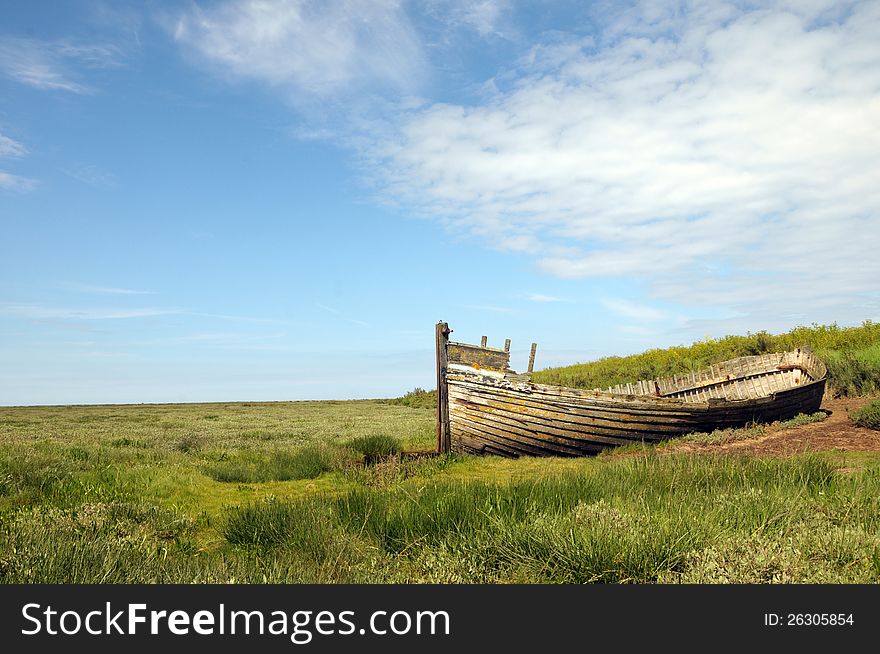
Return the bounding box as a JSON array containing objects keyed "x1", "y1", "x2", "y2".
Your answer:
[
  {"x1": 822, "y1": 346, "x2": 880, "y2": 397},
  {"x1": 391, "y1": 388, "x2": 437, "y2": 409},
  {"x1": 534, "y1": 320, "x2": 880, "y2": 397},
  {"x1": 852, "y1": 400, "x2": 880, "y2": 431}
]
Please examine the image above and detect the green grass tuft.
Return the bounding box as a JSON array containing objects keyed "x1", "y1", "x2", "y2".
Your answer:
[
  {"x1": 345, "y1": 435, "x2": 402, "y2": 464},
  {"x1": 204, "y1": 445, "x2": 340, "y2": 483},
  {"x1": 175, "y1": 432, "x2": 207, "y2": 453},
  {"x1": 223, "y1": 498, "x2": 335, "y2": 556},
  {"x1": 779, "y1": 411, "x2": 829, "y2": 429}
]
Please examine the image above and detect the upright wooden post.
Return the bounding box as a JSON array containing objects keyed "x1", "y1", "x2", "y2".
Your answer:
[
  {"x1": 504, "y1": 338, "x2": 511, "y2": 353},
  {"x1": 480, "y1": 335, "x2": 487, "y2": 348},
  {"x1": 436, "y1": 321, "x2": 451, "y2": 454},
  {"x1": 528, "y1": 342, "x2": 538, "y2": 373}
]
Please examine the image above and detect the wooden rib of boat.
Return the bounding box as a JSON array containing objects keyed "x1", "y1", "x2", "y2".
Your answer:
[{"x1": 434, "y1": 322, "x2": 827, "y2": 457}]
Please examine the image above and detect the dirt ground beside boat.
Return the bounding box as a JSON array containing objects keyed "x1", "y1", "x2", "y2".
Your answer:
[{"x1": 665, "y1": 396, "x2": 880, "y2": 456}]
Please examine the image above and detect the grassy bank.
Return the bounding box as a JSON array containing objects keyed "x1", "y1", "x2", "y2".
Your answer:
[{"x1": 534, "y1": 320, "x2": 880, "y2": 396}]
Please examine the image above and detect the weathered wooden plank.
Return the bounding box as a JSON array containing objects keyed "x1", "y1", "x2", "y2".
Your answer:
[
  {"x1": 525, "y1": 370, "x2": 810, "y2": 408},
  {"x1": 451, "y1": 404, "x2": 680, "y2": 449},
  {"x1": 436, "y1": 321, "x2": 451, "y2": 453},
  {"x1": 453, "y1": 419, "x2": 569, "y2": 456},
  {"x1": 659, "y1": 354, "x2": 787, "y2": 397},
  {"x1": 452, "y1": 418, "x2": 610, "y2": 456},
  {"x1": 451, "y1": 403, "x2": 705, "y2": 441},
  {"x1": 452, "y1": 411, "x2": 600, "y2": 454},
  {"x1": 759, "y1": 364, "x2": 772, "y2": 397},
  {"x1": 449, "y1": 391, "x2": 698, "y2": 437},
  {"x1": 528, "y1": 342, "x2": 538, "y2": 373},
  {"x1": 448, "y1": 377, "x2": 821, "y2": 429},
  {"x1": 456, "y1": 427, "x2": 585, "y2": 458},
  {"x1": 452, "y1": 428, "x2": 528, "y2": 456},
  {"x1": 449, "y1": 369, "x2": 824, "y2": 425},
  {"x1": 448, "y1": 376, "x2": 713, "y2": 415},
  {"x1": 453, "y1": 373, "x2": 743, "y2": 414},
  {"x1": 454, "y1": 387, "x2": 822, "y2": 433},
  {"x1": 447, "y1": 342, "x2": 511, "y2": 371},
  {"x1": 450, "y1": 381, "x2": 825, "y2": 458},
  {"x1": 660, "y1": 365, "x2": 818, "y2": 402}
]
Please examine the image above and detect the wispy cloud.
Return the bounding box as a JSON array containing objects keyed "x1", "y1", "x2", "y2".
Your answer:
[
  {"x1": 0, "y1": 131, "x2": 36, "y2": 193},
  {"x1": 0, "y1": 170, "x2": 37, "y2": 193},
  {"x1": 316, "y1": 303, "x2": 341, "y2": 315},
  {"x1": 0, "y1": 37, "x2": 122, "y2": 93},
  {"x1": 1, "y1": 304, "x2": 178, "y2": 321},
  {"x1": 0, "y1": 133, "x2": 26, "y2": 158},
  {"x1": 619, "y1": 325, "x2": 656, "y2": 337},
  {"x1": 425, "y1": 0, "x2": 512, "y2": 38},
  {"x1": 376, "y1": 0, "x2": 880, "y2": 328},
  {"x1": 194, "y1": 312, "x2": 286, "y2": 324},
  {"x1": 62, "y1": 283, "x2": 155, "y2": 295},
  {"x1": 172, "y1": 0, "x2": 425, "y2": 105},
  {"x1": 317, "y1": 303, "x2": 370, "y2": 328},
  {"x1": 526, "y1": 293, "x2": 569, "y2": 303},
  {"x1": 601, "y1": 298, "x2": 668, "y2": 322},
  {"x1": 61, "y1": 163, "x2": 116, "y2": 189},
  {"x1": 463, "y1": 304, "x2": 514, "y2": 313},
  {"x1": 157, "y1": 331, "x2": 290, "y2": 350}
]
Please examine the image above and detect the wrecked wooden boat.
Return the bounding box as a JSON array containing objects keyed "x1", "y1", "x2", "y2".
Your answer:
[{"x1": 434, "y1": 322, "x2": 827, "y2": 457}]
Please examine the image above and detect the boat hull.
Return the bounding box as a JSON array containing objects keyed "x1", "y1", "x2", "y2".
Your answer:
[
  {"x1": 435, "y1": 323, "x2": 828, "y2": 457},
  {"x1": 447, "y1": 369, "x2": 826, "y2": 457}
]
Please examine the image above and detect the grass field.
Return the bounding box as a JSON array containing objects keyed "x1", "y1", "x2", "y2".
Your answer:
[
  {"x1": 3, "y1": 320, "x2": 880, "y2": 584},
  {"x1": 2, "y1": 398, "x2": 880, "y2": 583}
]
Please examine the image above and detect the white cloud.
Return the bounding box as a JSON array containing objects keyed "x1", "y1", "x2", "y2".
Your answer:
[
  {"x1": 0, "y1": 37, "x2": 121, "y2": 93},
  {"x1": 377, "y1": 0, "x2": 880, "y2": 328},
  {"x1": 173, "y1": 0, "x2": 425, "y2": 102}
]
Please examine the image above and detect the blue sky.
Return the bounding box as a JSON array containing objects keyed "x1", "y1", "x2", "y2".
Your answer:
[{"x1": 1, "y1": 0, "x2": 878, "y2": 405}]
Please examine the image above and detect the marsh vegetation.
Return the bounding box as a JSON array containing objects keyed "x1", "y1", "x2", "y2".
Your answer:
[{"x1": 3, "y1": 321, "x2": 880, "y2": 584}]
